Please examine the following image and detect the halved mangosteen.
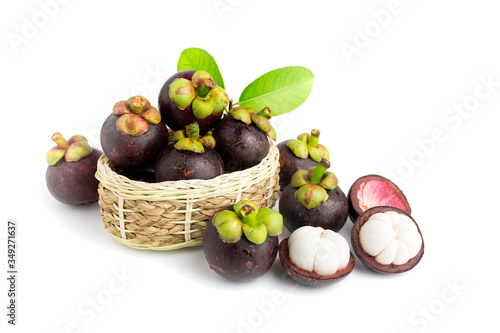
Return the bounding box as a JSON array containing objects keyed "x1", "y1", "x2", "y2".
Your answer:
[
  {"x1": 279, "y1": 226, "x2": 355, "y2": 287},
  {"x1": 347, "y1": 175, "x2": 411, "y2": 223},
  {"x1": 351, "y1": 206, "x2": 424, "y2": 274}
]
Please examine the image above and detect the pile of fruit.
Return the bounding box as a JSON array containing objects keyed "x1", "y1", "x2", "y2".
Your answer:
[{"x1": 45, "y1": 48, "x2": 424, "y2": 287}]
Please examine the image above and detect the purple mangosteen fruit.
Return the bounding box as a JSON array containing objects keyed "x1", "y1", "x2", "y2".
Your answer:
[
  {"x1": 158, "y1": 70, "x2": 228, "y2": 133},
  {"x1": 100, "y1": 96, "x2": 169, "y2": 171},
  {"x1": 154, "y1": 123, "x2": 225, "y2": 181},
  {"x1": 279, "y1": 158, "x2": 348, "y2": 233},
  {"x1": 347, "y1": 174, "x2": 411, "y2": 223},
  {"x1": 351, "y1": 206, "x2": 424, "y2": 274},
  {"x1": 277, "y1": 129, "x2": 330, "y2": 191},
  {"x1": 203, "y1": 200, "x2": 283, "y2": 281},
  {"x1": 46, "y1": 132, "x2": 102, "y2": 205},
  {"x1": 212, "y1": 106, "x2": 276, "y2": 172},
  {"x1": 279, "y1": 226, "x2": 355, "y2": 287}
]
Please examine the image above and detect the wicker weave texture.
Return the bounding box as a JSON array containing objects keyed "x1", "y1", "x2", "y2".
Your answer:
[{"x1": 96, "y1": 141, "x2": 280, "y2": 250}]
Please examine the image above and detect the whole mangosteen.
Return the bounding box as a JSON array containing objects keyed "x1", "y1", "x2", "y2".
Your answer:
[
  {"x1": 351, "y1": 206, "x2": 424, "y2": 274},
  {"x1": 203, "y1": 200, "x2": 283, "y2": 281},
  {"x1": 279, "y1": 226, "x2": 355, "y2": 287},
  {"x1": 46, "y1": 132, "x2": 102, "y2": 205},
  {"x1": 347, "y1": 174, "x2": 411, "y2": 223},
  {"x1": 277, "y1": 129, "x2": 329, "y2": 191},
  {"x1": 212, "y1": 106, "x2": 276, "y2": 172},
  {"x1": 158, "y1": 70, "x2": 228, "y2": 133},
  {"x1": 279, "y1": 158, "x2": 348, "y2": 233},
  {"x1": 154, "y1": 123, "x2": 225, "y2": 181},
  {"x1": 100, "y1": 96, "x2": 169, "y2": 171}
]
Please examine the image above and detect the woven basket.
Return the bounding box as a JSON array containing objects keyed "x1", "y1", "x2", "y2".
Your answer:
[{"x1": 95, "y1": 141, "x2": 280, "y2": 250}]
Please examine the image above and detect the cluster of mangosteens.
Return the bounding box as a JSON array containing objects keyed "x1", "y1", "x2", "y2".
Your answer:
[
  {"x1": 46, "y1": 69, "x2": 278, "y2": 205},
  {"x1": 200, "y1": 128, "x2": 424, "y2": 286},
  {"x1": 44, "y1": 50, "x2": 424, "y2": 288}
]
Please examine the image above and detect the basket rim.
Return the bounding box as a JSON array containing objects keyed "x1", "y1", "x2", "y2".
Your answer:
[{"x1": 96, "y1": 139, "x2": 280, "y2": 202}]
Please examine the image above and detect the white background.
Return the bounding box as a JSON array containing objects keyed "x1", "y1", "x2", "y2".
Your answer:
[{"x1": 2, "y1": 0, "x2": 499, "y2": 332}]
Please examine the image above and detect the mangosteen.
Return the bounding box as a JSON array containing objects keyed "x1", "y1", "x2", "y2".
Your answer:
[
  {"x1": 158, "y1": 70, "x2": 228, "y2": 133},
  {"x1": 121, "y1": 168, "x2": 156, "y2": 183},
  {"x1": 351, "y1": 206, "x2": 424, "y2": 274},
  {"x1": 279, "y1": 226, "x2": 355, "y2": 287},
  {"x1": 46, "y1": 132, "x2": 102, "y2": 205},
  {"x1": 279, "y1": 158, "x2": 348, "y2": 233},
  {"x1": 154, "y1": 123, "x2": 225, "y2": 181},
  {"x1": 348, "y1": 175, "x2": 411, "y2": 223},
  {"x1": 212, "y1": 106, "x2": 276, "y2": 172},
  {"x1": 277, "y1": 129, "x2": 330, "y2": 191},
  {"x1": 100, "y1": 96, "x2": 169, "y2": 171},
  {"x1": 203, "y1": 200, "x2": 283, "y2": 281}
]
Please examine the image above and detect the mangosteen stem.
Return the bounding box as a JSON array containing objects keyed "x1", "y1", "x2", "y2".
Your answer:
[
  {"x1": 52, "y1": 132, "x2": 69, "y2": 149},
  {"x1": 239, "y1": 204, "x2": 259, "y2": 227},
  {"x1": 308, "y1": 129, "x2": 320, "y2": 148},
  {"x1": 185, "y1": 123, "x2": 200, "y2": 141},
  {"x1": 197, "y1": 78, "x2": 216, "y2": 98},
  {"x1": 309, "y1": 158, "x2": 331, "y2": 185}
]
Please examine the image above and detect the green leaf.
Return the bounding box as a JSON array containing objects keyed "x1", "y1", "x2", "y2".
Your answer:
[
  {"x1": 238, "y1": 66, "x2": 314, "y2": 116},
  {"x1": 177, "y1": 48, "x2": 225, "y2": 89}
]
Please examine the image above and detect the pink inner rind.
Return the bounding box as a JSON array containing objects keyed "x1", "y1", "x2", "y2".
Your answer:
[{"x1": 357, "y1": 180, "x2": 408, "y2": 212}]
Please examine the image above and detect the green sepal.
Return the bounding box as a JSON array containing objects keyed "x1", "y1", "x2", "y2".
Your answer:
[
  {"x1": 287, "y1": 140, "x2": 308, "y2": 159},
  {"x1": 65, "y1": 142, "x2": 92, "y2": 162},
  {"x1": 319, "y1": 171, "x2": 338, "y2": 190},
  {"x1": 309, "y1": 144, "x2": 330, "y2": 162},
  {"x1": 256, "y1": 208, "x2": 283, "y2": 236},
  {"x1": 212, "y1": 210, "x2": 243, "y2": 243},
  {"x1": 229, "y1": 107, "x2": 252, "y2": 125},
  {"x1": 242, "y1": 223, "x2": 267, "y2": 245},
  {"x1": 174, "y1": 138, "x2": 205, "y2": 153},
  {"x1": 295, "y1": 184, "x2": 328, "y2": 209},
  {"x1": 290, "y1": 170, "x2": 311, "y2": 188}
]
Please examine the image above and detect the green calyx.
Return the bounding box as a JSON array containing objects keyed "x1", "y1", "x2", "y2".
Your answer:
[
  {"x1": 46, "y1": 132, "x2": 92, "y2": 165},
  {"x1": 287, "y1": 129, "x2": 329, "y2": 161},
  {"x1": 173, "y1": 123, "x2": 216, "y2": 153},
  {"x1": 212, "y1": 200, "x2": 283, "y2": 244},
  {"x1": 112, "y1": 96, "x2": 161, "y2": 136},
  {"x1": 229, "y1": 106, "x2": 277, "y2": 141},
  {"x1": 292, "y1": 158, "x2": 338, "y2": 209},
  {"x1": 169, "y1": 71, "x2": 228, "y2": 118}
]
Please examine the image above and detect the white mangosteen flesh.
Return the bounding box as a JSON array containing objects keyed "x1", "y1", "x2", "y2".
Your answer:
[
  {"x1": 359, "y1": 212, "x2": 422, "y2": 265},
  {"x1": 288, "y1": 226, "x2": 350, "y2": 276}
]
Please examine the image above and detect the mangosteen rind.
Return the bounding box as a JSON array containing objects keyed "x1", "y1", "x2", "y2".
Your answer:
[{"x1": 347, "y1": 174, "x2": 412, "y2": 223}]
